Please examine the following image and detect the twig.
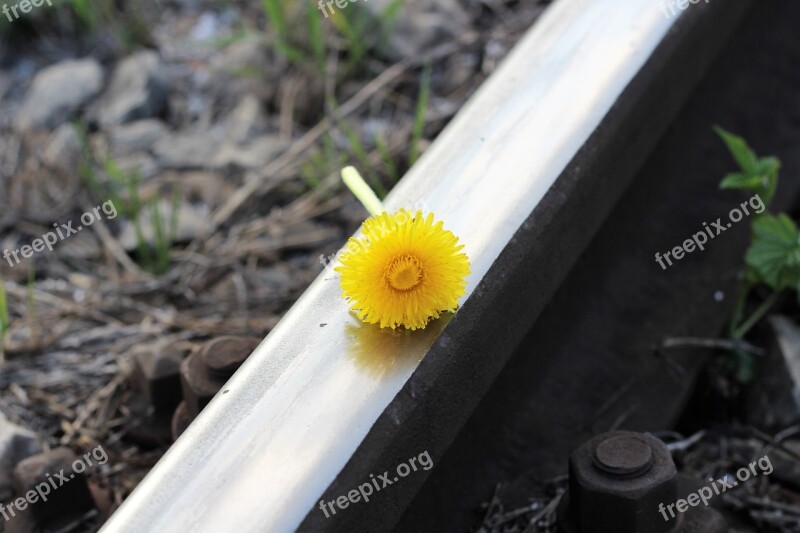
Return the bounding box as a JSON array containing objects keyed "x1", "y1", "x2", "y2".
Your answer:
[
  {"x1": 665, "y1": 430, "x2": 706, "y2": 453},
  {"x1": 660, "y1": 336, "x2": 766, "y2": 356},
  {"x1": 86, "y1": 205, "x2": 149, "y2": 279},
  {"x1": 523, "y1": 491, "x2": 564, "y2": 533}
]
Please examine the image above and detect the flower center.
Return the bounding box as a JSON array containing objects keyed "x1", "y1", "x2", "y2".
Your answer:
[{"x1": 386, "y1": 255, "x2": 424, "y2": 291}]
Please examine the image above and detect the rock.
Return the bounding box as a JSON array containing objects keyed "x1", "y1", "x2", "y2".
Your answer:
[
  {"x1": 96, "y1": 51, "x2": 168, "y2": 127},
  {"x1": 365, "y1": 0, "x2": 470, "y2": 59},
  {"x1": 42, "y1": 124, "x2": 82, "y2": 176},
  {"x1": 746, "y1": 315, "x2": 800, "y2": 429},
  {"x1": 12, "y1": 448, "x2": 95, "y2": 524},
  {"x1": 223, "y1": 95, "x2": 268, "y2": 145},
  {"x1": 166, "y1": 171, "x2": 236, "y2": 207},
  {"x1": 441, "y1": 52, "x2": 480, "y2": 95},
  {"x1": 110, "y1": 119, "x2": 168, "y2": 154},
  {"x1": 211, "y1": 96, "x2": 284, "y2": 169},
  {"x1": 0, "y1": 414, "x2": 43, "y2": 501},
  {"x1": 15, "y1": 59, "x2": 103, "y2": 131},
  {"x1": 214, "y1": 134, "x2": 287, "y2": 169},
  {"x1": 113, "y1": 152, "x2": 160, "y2": 180},
  {"x1": 153, "y1": 131, "x2": 222, "y2": 169},
  {"x1": 59, "y1": 229, "x2": 102, "y2": 260},
  {"x1": 210, "y1": 40, "x2": 277, "y2": 104},
  {"x1": 191, "y1": 11, "x2": 222, "y2": 42},
  {"x1": 767, "y1": 443, "x2": 800, "y2": 491},
  {"x1": 117, "y1": 199, "x2": 210, "y2": 251}
]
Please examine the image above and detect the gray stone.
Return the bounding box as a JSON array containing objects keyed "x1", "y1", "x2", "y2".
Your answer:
[
  {"x1": 170, "y1": 171, "x2": 236, "y2": 207},
  {"x1": 15, "y1": 59, "x2": 104, "y2": 131},
  {"x1": 59, "y1": 228, "x2": 102, "y2": 260},
  {"x1": 110, "y1": 119, "x2": 168, "y2": 153},
  {"x1": 96, "y1": 51, "x2": 168, "y2": 127},
  {"x1": 214, "y1": 134, "x2": 287, "y2": 170},
  {"x1": 223, "y1": 96, "x2": 268, "y2": 145},
  {"x1": 210, "y1": 40, "x2": 267, "y2": 75},
  {"x1": 0, "y1": 414, "x2": 43, "y2": 501},
  {"x1": 209, "y1": 40, "x2": 277, "y2": 104},
  {"x1": 114, "y1": 152, "x2": 160, "y2": 180},
  {"x1": 365, "y1": 0, "x2": 470, "y2": 58},
  {"x1": 746, "y1": 315, "x2": 800, "y2": 429},
  {"x1": 250, "y1": 266, "x2": 294, "y2": 292},
  {"x1": 43, "y1": 124, "x2": 82, "y2": 176},
  {"x1": 153, "y1": 131, "x2": 221, "y2": 169},
  {"x1": 441, "y1": 53, "x2": 480, "y2": 95}
]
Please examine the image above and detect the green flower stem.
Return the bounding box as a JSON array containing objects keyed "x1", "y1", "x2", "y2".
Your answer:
[
  {"x1": 732, "y1": 290, "x2": 781, "y2": 340},
  {"x1": 342, "y1": 166, "x2": 384, "y2": 216},
  {"x1": 729, "y1": 280, "x2": 752, "y2": 338}
]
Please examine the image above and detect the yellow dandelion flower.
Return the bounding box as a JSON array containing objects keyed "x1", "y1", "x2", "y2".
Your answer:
[{"x1": 335, "y1": 209, "x2": 470, "y2": 330}]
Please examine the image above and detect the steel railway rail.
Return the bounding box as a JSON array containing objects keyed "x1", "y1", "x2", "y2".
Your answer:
[{"x1": 101, "y1": 0, "x2": 752, "y2": 530}]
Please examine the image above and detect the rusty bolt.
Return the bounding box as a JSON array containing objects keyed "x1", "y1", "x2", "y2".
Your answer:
[
  {"x1": 558, "y1": 431, "x2": 729, "y2": 533},
  {"x1": 13, "y1": 448, "x2": 95, "y2": 525},
  {"x1": 132, "y1": 341, "x2": 189, "y2": 414},
  {"x1": 201, "y1": 336, "x2": 260, "y2": 380},
  {"x1": 180, "y1": 350, "x2": 223, "y2": 418},
  {"x1": 180, "y1": 336, "x2": 260, "y2": 418},
  {"x1": 171, "y1": 401, "x2": 193, "y2": 441},
  {"x1": 562, "y1": 431, "x2": 677, "y2": 533}
]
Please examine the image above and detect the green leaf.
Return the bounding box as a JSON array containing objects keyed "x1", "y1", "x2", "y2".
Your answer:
[
  {"x1": 757, "y1": 156, "x2": 780, "y2": 204},
  {"x1": 715, "y1": 128, "x2": 780, "y2": 208},
  {"x1": 745, "y1": 214, "x2": 800, "y2": 290},
  {"x1": 715, "y1": 126, "x2": 759, "y2": 175},
  {"x1": 757, "y1": 156, "x2": 781, "y2": 176},
  {"x1": 720, "y1": 172, "x2": 763, "y2": 191}
]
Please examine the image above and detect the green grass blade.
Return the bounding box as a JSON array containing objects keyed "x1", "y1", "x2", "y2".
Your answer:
[
  {"x1": 341, "y1": 122, "x2": 386, "y2": 198},
  {"x1": 409, "y1": 64, "x2": 431, "y2": 166},
  {"x1": 374, "y1": 133, "x2": 398, "y2": 184},
  {"x1": 306, "y1": 0, "x2": 327, "y2": 76},
  {"x1": 0, "y1": 278, "x2": 8, "y2": 345}
]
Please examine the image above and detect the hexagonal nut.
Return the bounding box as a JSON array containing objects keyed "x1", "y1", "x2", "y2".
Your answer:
[
  {"x1": 132, "y1": 340, "x2": 190, "y2": 414},
  {"x1": 171, "y1": 401, "x2": 193, "y2": 441},
  {"x1": 568, "y1": 431, "x2": 677, "y2": 533},
  {"x1": 180, "y1": 350, "x2": 222, "y2": 418},
  {"x1": 13, "y1": 448, "x2": 95, "y2": 524}
]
